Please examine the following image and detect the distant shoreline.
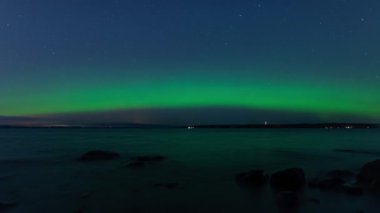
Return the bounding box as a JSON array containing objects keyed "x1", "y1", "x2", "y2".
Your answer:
[
  {"x1": 0, "y1": 123, "x2": 379, "y2": 129},
  {"x1": 191, "y1": 123, "x2": 379, "y2": 129}
]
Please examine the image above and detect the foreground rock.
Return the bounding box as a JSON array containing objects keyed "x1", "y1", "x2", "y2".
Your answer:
[
  {"x1": 79, "y1": 150, "x2": 120, "y2": 161},
  {"x1": 270, "y1": 168, "x2": 306, "y2": 191},
  {"x1": 236, "y1": 170, "x2": 267, "y2": 187},
  {"x1": 0, "y1": 202, "x2": 17, "y2": 211},
  {"x1": 357, "y1": 159, "x2": 380, "y2": 192},
  {"x1": 357, "y1": 159, "x2": 380, "y2": 184}
]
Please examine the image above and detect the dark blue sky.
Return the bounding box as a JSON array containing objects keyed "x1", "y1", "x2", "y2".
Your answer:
[{"x1": 0, "y1": 0, "x2": 379, "y2": 125}]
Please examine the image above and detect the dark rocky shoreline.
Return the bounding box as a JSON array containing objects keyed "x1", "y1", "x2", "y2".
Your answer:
[
  {"x1": 3, "y1": 149, "x2": 380, "y2": 212},
  {"x1": 235, "y1": 158, "x2": 380, "y2": 212}
]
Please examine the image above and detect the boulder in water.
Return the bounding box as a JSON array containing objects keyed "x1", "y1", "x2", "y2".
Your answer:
[
  {"x1": 357, "y1": 159, "x2": 380, "y2": 184},
  {"x1": 270, "y1": 168, "x2": 306, "y2": 191},
  {"x1": 357, "y1": 159, "x2": 380, "y2": 192}
]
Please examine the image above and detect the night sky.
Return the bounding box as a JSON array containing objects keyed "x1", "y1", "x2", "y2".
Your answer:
[{"x1": 1, "y1": 0, "x2": 379, "y2": 125}]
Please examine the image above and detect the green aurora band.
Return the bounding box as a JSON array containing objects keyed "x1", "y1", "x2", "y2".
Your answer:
[{"x1": 1, "y1": 64, "x2": 379, "y2": 119}]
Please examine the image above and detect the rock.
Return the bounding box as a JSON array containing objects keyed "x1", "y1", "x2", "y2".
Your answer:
[
  {"x1": 236, "y1": 170, "x2": 267, "y2": 187},
  {"x1": 131, "y1": 155, "x2": 166, "y2": 162},
  {"x1": 276, "y1": 191, "x2": 299, "y2": 212},
  {"x1": 79, "y1": 150, "x2": 120, "y2": 161},
  {"x1": 270, "y1": 168, "x2": 306, "y2": 191},
  {"x1": 368, "y1": 178, "x2": 380, "y2": 193},
  {"x1": 357, "y1": 159, "x2": 380, "y2": 192},
  {"x1": 358, "y1": 159, "x2": 380, "y2": 183},
  {"x1": 327, "y1": 170, "x2": 354, "y2": 179},
  {"x1": 0, "y1": 202, "x2": 17, "y2": 211}
]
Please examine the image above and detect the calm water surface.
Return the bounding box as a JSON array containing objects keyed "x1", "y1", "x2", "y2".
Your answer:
[{"x1": 1, "y1": 128, "x2": 380, "y2": 213}]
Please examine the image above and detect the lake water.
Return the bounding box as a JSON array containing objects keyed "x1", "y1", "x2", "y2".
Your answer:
[{"x1": 1, "y1": 128, "x2": 380, "y2": 213}]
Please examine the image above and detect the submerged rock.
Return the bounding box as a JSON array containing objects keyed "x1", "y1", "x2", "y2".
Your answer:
[
  {"x1": 236, "y1": 170, "x2": 267, "y2": 187},
  {"x1": 0, "y1": 202, "x2": 17, "y2": 211},
  {"x1": 79, "y1": 150, "x2": 120, "y2": 161},
  {"x1": 270, "y1": 168, "x2": 306, "y2": 191}
]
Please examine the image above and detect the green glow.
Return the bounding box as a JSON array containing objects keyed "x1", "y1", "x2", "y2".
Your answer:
[{"x1": 1, "y1": 65, "x2": 379, "y2": 119}]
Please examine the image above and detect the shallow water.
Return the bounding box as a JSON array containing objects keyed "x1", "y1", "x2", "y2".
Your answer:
[{"x1": 1, "y1": 128, "x2": 380, "y2": 213}]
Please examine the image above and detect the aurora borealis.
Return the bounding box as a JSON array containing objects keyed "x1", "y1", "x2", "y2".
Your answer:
[{"x1": 1, "y1": 0, "x2": 380, "y2": 124}]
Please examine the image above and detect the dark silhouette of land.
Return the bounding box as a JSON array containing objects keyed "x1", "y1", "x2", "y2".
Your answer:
[
  {"x1": 191, "y1": 123, "x2": 379, "y2": 129},
  {"x1": 0, "y1": 123, "x2": 378, "y2": 129}
]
